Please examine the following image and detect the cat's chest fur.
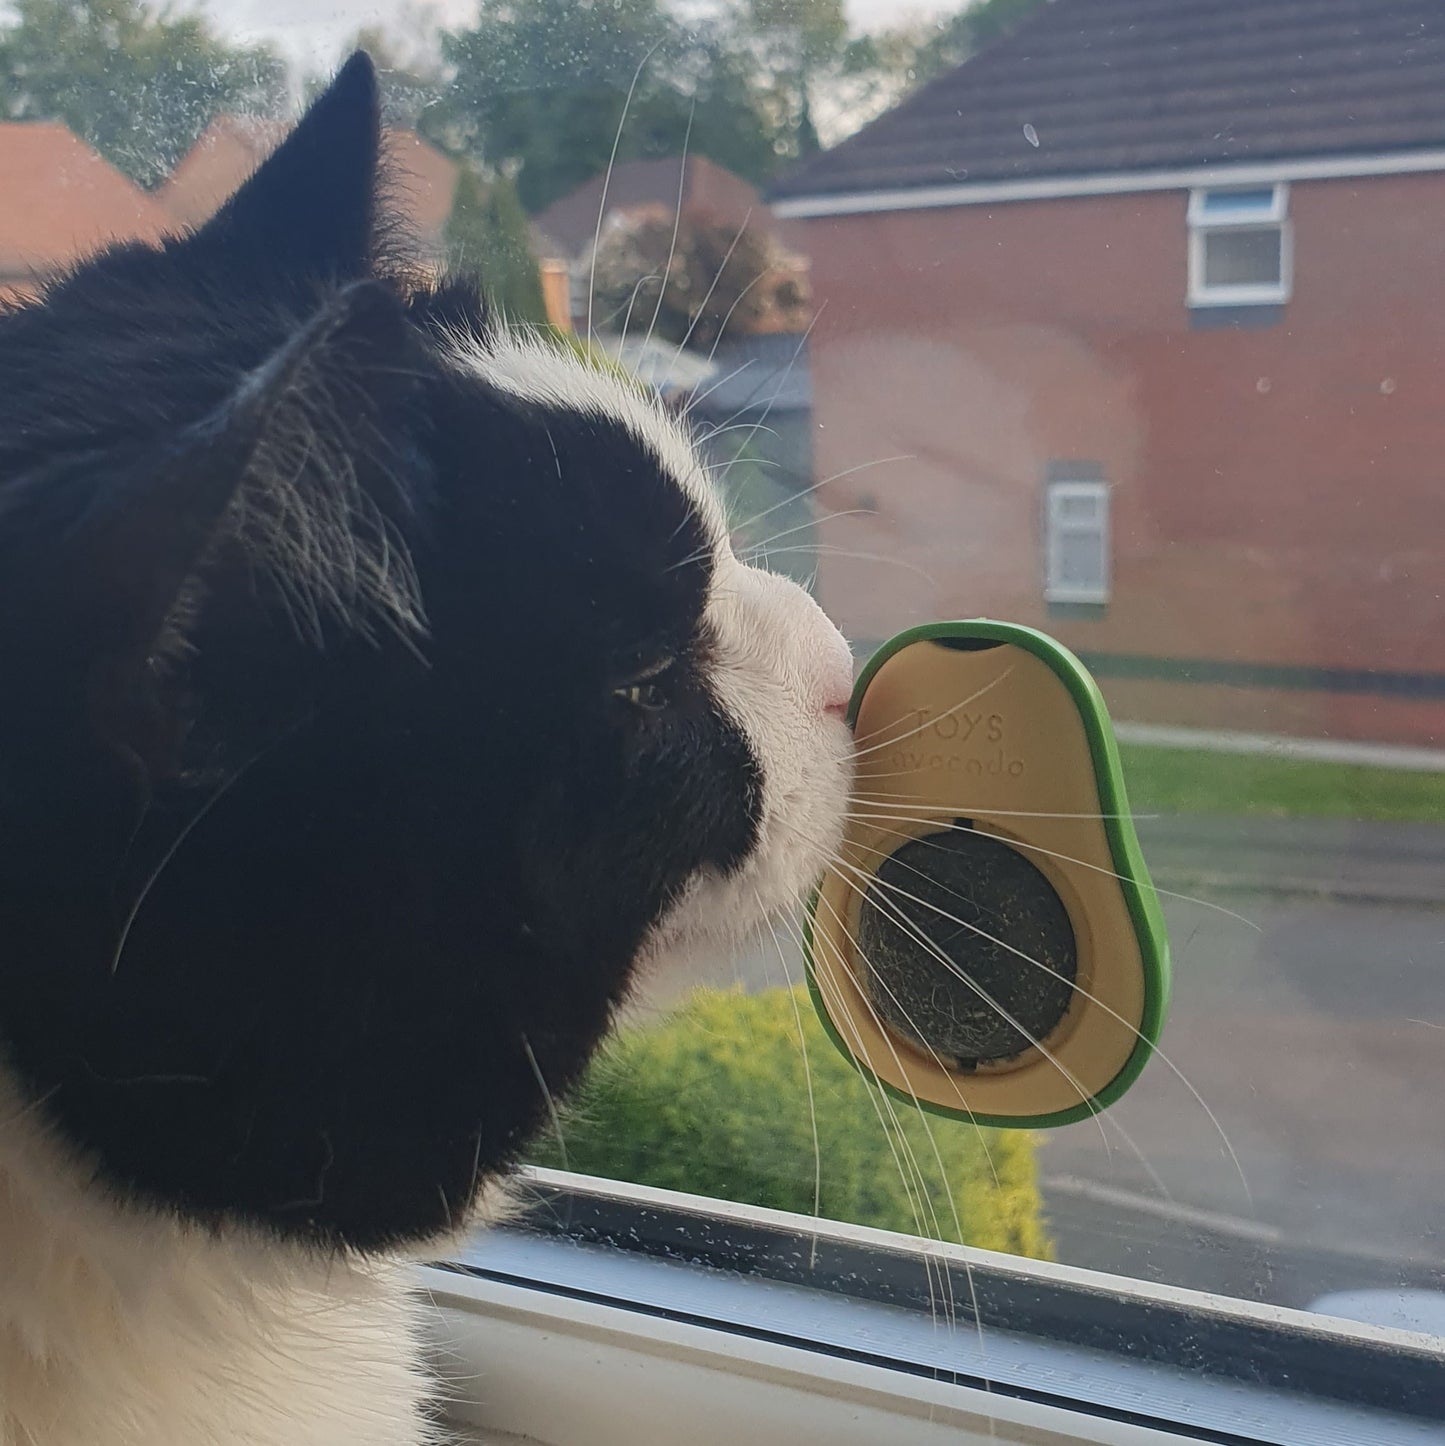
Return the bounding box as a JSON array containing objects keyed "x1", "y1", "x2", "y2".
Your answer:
[{"x1": 0, "y1": 1090, "x2": 433, "y2": 1446}]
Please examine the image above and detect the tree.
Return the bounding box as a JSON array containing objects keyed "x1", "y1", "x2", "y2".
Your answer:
[
  {"x1": 0, "y1": 0, "x2": 285, "y2": 187},
  {"x1": 441, "y1": 0, "x2": 776, "y2": 213},
  {"x1": 444, "y1": 164, "x2": 550, "y2": 326},
  {"x1": 967, "y1": 0, "x2": 1055, "y2": 47},
  {"x1": 856, "y1": 0, "x2": 1053, "y2": 99},
  {"x1": 736, "y1": 0, "x2": 847, "y2": 156},
  {"x1": 591, "y1": 210, "x2": 790, "y2": 351},
  {"x1": 338, "y1": 11, "x2": 461, "y2": 145}
]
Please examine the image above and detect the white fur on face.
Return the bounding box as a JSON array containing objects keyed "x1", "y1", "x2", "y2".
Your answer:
[
  {"x1": 652, "y1": 551, "x2": 856, "y2": 954},
  {"x1": 449, "y1": 328, "x2": 856, "y2": 955},
  {"x1": 446, "y1": 329, "x2": 731, "y2": 549}
]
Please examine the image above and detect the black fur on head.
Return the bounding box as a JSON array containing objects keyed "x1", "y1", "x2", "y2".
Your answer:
[{"x1": 0, "y1": 53, "x2": 763, "y2": 1250}]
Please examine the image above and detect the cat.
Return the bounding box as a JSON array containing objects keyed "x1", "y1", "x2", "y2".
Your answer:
[{"x1": 0, "y1": 52, "x2": 854, "y2": 1446}]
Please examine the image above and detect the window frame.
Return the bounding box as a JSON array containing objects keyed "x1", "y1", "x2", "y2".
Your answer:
[
  {"x1": 1044, "y1": 478, "x2": 1112, "y2": 606},
  {"x1": 1186, "y1": 183, "x2": 1293, "y2": 309},
  {"x1": 419, "y1": 1168, "x2": 1445, "y2": 1446}
]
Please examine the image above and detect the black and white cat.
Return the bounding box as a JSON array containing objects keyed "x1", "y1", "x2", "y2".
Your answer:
[{"x1": 0, "y1": 53, "x2": 854, "y2": 1446}]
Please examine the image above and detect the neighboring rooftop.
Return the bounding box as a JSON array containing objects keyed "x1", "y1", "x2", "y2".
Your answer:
[
  {"x1": 0, "y1": 122, "x2": 173, "y2": 284},
  {"x1": 157, "y1": 116, "x2": 460, "y2": 256},
  {"x1": 533, "y1": 154, "x2": 792, "y2": 259},
  {"x1": 772, "y1": 0, "x2": 1445, "y2": 202}
]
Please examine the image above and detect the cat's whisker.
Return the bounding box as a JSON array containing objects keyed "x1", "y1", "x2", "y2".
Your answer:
[
  {"x1": 616, "y1": 271, "x2": 664, "y2": 350},
  {"x1": 520, "y1": 1034, "x2": 569, "y2": 1175},
  {"x1": 110, "y1": 726, "x2": 305, "y2": 977},
  {"x1": 680, "y1": 274, "x2": 773, "y2": 417},
  {"x1": 659, "y1": 209, "x2": 755, "y2": 379},
  {"x1": 640, "y1": 98, "x2": 695, "y2": 358},
  {"x1": 714, "y1": 310, "x2": 821, "y2": 493},
  {"x1": 740, "y1": 509, "x2": 874, "y2": 555},
  {"x1": 740, "y1": 544, "x2": 935, "y2": 582},
  {"x1": 824, "y1": 839, "x2": 1179, "y2": 1206},
  {"x1": 851, "y1": 666, "x2": 1017, "y2": 759},
  {"x1": 789, "y1": 902, "x2": 957, "y2": 1329},
  {"x1": 700, "y1": 281, "x2": 767, "y2": 379},
  {"x1": 702, "y1": 419, "x2": 782, "y2": 446},
  {"x1": 806, "y1": 893, "x2": 1001, "y2": 1405},
  {"x1": 755, "y1": 895, "x2": 823, "y2": 1265},
  {"x1": 804, "y1": 887, "x2": 1002, "y2": 1192},
  {"x1": 847, "y1": 809, "x2": 1262, "y2": 932},
  {"x1": 853, "y1": 861, "x2": 1241, "y2": 1207},
  {"x1": 851, "y1": 791, "x2": 1159, "y2": 818},
  {"x1": 587, "y1": 37, "x2": 666, "y2": 350},
  {"x1": 825, "y1": 857, "x2": 1113, "y2": 1160},
  {"x1": 835, "y1": 848, "x2": 1253, "y2": 1206},
  {"x1": 726, "y1": 453, "x2": 915, "y2": 537},
  {"x1": 682, "y1": 355, "x2": 757, "y2": 419}
]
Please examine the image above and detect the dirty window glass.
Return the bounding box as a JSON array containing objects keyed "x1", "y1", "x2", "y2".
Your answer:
[{"x1": 8, "y1": 0, "x2": 1441, "y2": 1361}]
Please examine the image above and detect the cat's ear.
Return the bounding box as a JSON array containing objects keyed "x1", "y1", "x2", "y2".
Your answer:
[
  {"x1": 51, "y1": 281, "x2": 408, "y2": 673},
  {"x1": 193, "y1": 51, "x2": 382, "y2": 282}
]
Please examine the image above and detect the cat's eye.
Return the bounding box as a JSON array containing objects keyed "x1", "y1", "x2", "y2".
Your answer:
[
  {"x1": 617, "y1": 680, "x2": 668, "y2": 710},
  {"x1": 613, "y1": 658, "x2": 676, "y2": 711}
]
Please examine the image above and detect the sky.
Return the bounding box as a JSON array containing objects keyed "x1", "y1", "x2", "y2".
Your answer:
[{"x1": 208, "y1": 0, "x2": 958, "y2": 73}]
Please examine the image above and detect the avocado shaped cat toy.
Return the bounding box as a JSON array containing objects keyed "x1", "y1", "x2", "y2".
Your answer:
[{"x1": 808, "y1": 621, "x2": 1170, "y2": 1128}]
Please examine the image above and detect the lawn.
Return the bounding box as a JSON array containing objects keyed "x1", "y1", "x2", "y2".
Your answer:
[{"x1": 1116, "y1": 744, "x2": 1445, "y2": 825}]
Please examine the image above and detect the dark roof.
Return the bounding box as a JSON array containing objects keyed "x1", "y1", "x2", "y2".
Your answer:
[
  {"x1": 772, "y1": 0, "x2": 1445, "y2": 201},
  {"x1": 0, "y1": 123, "x2": 173, "y2": 280}
]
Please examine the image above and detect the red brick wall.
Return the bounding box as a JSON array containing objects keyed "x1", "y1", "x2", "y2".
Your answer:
[{"x1": 796, "y1": 172, "x2": 1445, "y2": 745}]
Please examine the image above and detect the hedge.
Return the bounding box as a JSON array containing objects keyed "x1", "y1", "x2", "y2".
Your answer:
[{"x1": 530, "y1": 985, "x2": 1051, "y2": 1259}]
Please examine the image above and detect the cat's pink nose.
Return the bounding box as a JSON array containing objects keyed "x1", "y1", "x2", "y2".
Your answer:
[{"x1": 819, "y1": 636, "x2": 855, "y2": 718}]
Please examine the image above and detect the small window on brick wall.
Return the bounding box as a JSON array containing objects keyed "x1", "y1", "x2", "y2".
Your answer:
[
  {"x1": 1044, "y1": 478, "x2": 1110, "y2": 605},
  {"x1": 1187, "y1": 183, "x2": 1291, "y2": 307}
]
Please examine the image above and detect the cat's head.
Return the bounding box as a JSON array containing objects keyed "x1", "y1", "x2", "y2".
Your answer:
[{"x1": 0, "y1": 54, "x2": 853, "y2": 1251}]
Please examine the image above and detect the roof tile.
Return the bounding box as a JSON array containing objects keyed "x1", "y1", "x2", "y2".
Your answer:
[{"x1": 773, "y1": 0, "x2": 1445, "y2": 199}]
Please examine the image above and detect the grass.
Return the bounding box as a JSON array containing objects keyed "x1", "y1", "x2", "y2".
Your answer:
[{"x1": 1117, "y1": 744, "x2": 1445, "y2": 825}]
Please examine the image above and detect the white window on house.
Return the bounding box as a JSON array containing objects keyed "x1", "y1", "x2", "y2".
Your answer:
[
  {"x1": 1187, "y1": 183, "x2": 1291, "y2": 307},
  {"x1": 1045, "y1": 478, "x2": 1110, "y2": 605}
]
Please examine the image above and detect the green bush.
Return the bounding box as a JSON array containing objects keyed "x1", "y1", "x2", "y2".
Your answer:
[{"x1": 531, "y1": 985, "x2": 1051, "y2": 1259}]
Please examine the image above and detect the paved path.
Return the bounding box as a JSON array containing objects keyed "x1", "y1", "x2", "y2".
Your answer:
[{"x1": 1137, "y1": 813, "x2": 1445, "y2": 907}]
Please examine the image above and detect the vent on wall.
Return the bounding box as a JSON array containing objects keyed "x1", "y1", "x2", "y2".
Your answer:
[{"x1": 1044, "y1": 465, "x2": 1111, "y2": 607}]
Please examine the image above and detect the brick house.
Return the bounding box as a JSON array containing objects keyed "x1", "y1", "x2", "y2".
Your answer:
[
  {"x1": 0, "y1": 123, "x2": 173, "y2": 302},
  {"x1": 770, "y1": 0, "x2": 1445, "y2": 746}
]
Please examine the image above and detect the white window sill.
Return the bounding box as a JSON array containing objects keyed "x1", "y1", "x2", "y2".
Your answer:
[
  {"x1": 418, "y1": 1169, "x2": 1445, "y2": 1446},
  {"x1": 1187, "y1": 290, "x2": 1291, "y2": 309}
]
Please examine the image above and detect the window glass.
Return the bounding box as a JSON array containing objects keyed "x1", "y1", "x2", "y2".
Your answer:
[
  {"x1": 6, "y1": 0, "x2": 1442, "y2": 1378},
  {"x1": 1201, "y1": 227, "x2": 1285, "y2": 289},
  {"x1": 1195, "y1": 187, "x2": 1279, "y2": 220}
]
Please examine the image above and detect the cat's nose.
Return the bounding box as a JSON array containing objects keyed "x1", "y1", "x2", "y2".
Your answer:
[{"x1": 816, "y1": 622, "x2": 856, "y2": 719}]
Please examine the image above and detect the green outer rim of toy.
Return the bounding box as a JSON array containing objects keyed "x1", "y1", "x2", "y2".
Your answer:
[{"x1": 804, "y1": 619, "x2": 1172, "y2": 1131}]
